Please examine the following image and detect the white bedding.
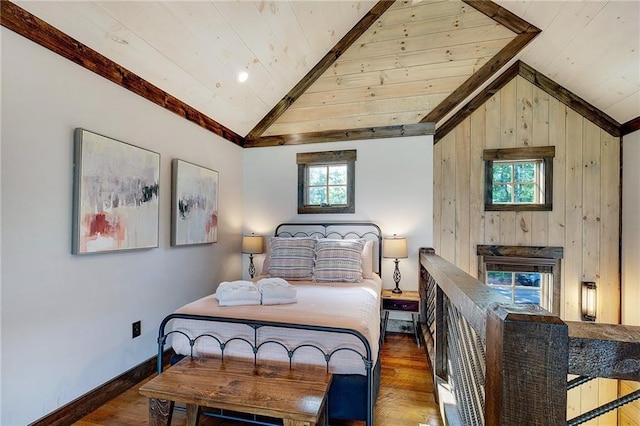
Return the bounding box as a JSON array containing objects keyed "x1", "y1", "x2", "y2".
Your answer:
[{"x1": 170, "y1": 275, "x2": 382, "y2": 375}]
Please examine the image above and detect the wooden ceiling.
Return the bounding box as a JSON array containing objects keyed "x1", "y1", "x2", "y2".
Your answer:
[
  {"x1": 259, "y1": 1, "x2": 516, "y2": 136},
  {"x1": 2, "y1": 1, "x2": 639, "y2": 147}
]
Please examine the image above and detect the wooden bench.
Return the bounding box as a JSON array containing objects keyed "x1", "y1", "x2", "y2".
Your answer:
[{"x1": 139, "y1": 356, "x2": 332, "y2": 426}]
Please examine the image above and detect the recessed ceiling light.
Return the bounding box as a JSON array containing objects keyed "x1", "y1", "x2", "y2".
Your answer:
[{"x1": 237, "y1": 71, "x2": 249, "y2": 83}]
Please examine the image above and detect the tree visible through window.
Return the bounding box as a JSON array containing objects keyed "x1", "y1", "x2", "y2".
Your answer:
[
  {"x1": 307, "y1": 164, "x2": 348, "y2": 206},
  {"x1": 297, "y1": 150, "x2": 356, "y2": 214},
  {"x1": 484, "y1": 146, "x2": 555, "y2": 211},
  {"x1": 491, "y1": 160, "x2": 543, "y2": 204}
]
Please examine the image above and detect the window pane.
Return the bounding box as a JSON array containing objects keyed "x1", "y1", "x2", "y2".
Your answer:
[
  {"x1": 514, "y1": 288, "x2": 541, "y2": 305},
  {"x1": 308, "y1": 166, "x2": 327, "y2": 185},
  {"x1": 308, "y1": 187, "x2": 326, "y2": 205},
  {"x1": 492, "y1": 184, "x2": 511, "y2": 203},
  {"x1": 328, "y1": 186, "x2": 347, "y2": 204},
  {"x1": 514, "y1": 163, "x2": 535, "y2": 182},
  {"x1": 328, "y1": 165, "x2": 347, "y2": 185},
  {"x1": 515, "y1": 273, "x2": 541, "y2": 288},
  {"x1": 487, "y1": 271, "x2": 512, "y2": 285},
  {"x1": 493, "y1": 164, "x2": 512, "y2": 183},
  {"x1": 514, "y1": 184, "x2": 535, "y2": 203},
  {"x1": 492, "y1": 287, "x2": 514, "y2": 302}
]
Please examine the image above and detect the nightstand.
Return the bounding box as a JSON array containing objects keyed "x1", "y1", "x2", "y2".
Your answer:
[{"x1": 381, "y1": 289, "x2": 421, "y2": 347}]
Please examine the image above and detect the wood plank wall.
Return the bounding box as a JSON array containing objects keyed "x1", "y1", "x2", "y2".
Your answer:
[{"x1": 433, "y1": 75, "x2": 621, "y2": 425}]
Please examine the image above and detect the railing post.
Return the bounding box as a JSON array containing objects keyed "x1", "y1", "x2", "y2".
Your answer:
[
  {"x1": 485, "y1": 303, "x2": 568, "y2": 425},
  {"x1": 435, "y1": 286, "x2": 447, "y2": 380}
]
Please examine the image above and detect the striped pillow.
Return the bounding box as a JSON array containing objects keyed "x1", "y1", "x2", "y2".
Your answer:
[
  {"x1": 314, "y1": 239, "x2": 365, "y2": 282},
  {"x1": 268, "y1": 237, "x2": 316, "y2": 280}
]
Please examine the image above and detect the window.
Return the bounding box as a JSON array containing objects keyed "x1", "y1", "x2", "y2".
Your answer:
[
  {"x1": 297, "y1": 150, "x2": 356, "y2": 214},
  {"x1": 486, "y1": 271, "x2": 551, "y2": 307},
  {"x1": 484, "y1": 146, "x2": 554, "y2": 211},
  {"x1": 478, "y1": 245, "x2": 563, "y2": 315},
  {"x1": 491, "y1": 159, "x2": 543, "y2": 204}
]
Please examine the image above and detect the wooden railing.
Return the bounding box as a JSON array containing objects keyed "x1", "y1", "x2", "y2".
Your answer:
[{"x1": 419, "y1": 248, "x2": 640, "y2": 426}]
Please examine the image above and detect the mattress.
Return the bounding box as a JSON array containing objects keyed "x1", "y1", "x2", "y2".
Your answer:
[{"x1": 170, "y1": 275, "x2": 382, "y2": 375}]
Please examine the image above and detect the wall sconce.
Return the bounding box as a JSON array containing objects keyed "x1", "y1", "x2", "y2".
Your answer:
[
  {"x1": 581, "y1": 281, "x2": 597, "y2": 322},
  {"x1": 242, "y1": 234, "x2": 264, "y2": 279},
  {"x1": 383, "y1": 234, "x2": 408, "y2": 294}
]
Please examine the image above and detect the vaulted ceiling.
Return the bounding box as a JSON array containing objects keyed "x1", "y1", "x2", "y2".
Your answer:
[{"x1": 3, "y1": 1, "x2": 639, "y2": 147}]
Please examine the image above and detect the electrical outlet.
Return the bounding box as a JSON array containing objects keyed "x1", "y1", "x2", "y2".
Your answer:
[{"x1": 132, "y1": 321, "x2": 141, "y2": 339}]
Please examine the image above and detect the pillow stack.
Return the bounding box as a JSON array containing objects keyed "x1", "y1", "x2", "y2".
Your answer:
[{"x1": 266, "y1": 237, "x2": 374, "y2": 282}]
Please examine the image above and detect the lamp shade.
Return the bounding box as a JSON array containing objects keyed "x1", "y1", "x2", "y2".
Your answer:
[
  {"x1": 383, "y1": 235, "x2": 408, "y2": 259},
  {"x1": 241, "y1": 235, "x2": 264, "y2": 254}
]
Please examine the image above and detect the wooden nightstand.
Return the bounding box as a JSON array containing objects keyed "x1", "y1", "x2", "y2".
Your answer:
[{"x1": 381, "y1": 289, "x2": 421, "y2": 347}]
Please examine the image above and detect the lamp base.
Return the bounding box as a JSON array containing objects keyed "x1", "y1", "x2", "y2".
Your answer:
[
  {"x1": 248, "y1": 254, "x2": 256, "y2": 279},
  {"x1": 392, "y1": 258, "x2": 402, "y2": 294}
]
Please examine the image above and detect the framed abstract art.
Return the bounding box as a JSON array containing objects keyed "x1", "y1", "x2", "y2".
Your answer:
[
  {"x1": 72, "y1": 128, "x2": 160, "y2": 254},
  {"x1": 171, "y1": 159, "x2": 219, "y2": 246}
]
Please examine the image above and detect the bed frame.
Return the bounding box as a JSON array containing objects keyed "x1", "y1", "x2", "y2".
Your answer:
[{"x1": 155, "y1": 222, "x2": 383, "y2": 426}]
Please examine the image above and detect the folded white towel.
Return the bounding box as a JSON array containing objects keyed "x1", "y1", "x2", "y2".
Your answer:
[
  {"x1": 215, "y1": 280, "x2": 261, "y2": 307},
  {"x1": 257, "y1": 277, "x2": 297, "y2": 305}
]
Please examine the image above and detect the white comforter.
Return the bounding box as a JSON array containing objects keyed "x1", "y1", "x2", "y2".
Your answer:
[{"x1": 170, "y1": 275, "x2": 382, "y2": 375}]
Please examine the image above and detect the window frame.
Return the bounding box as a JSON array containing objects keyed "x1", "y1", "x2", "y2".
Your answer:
[
  {"x1": 477, "y1": 245, "x2": 563, "y2": 315},
  {"x1": 483, "y1": 146, "x2": 555, "y2": 211},
  {"x1": 297, "y1": 150, "x2": 356, "y2": 214}
]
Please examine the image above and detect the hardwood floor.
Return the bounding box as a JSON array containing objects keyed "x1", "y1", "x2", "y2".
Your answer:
[{"x1": 74, "y1": 333, "x2": 442, "y2": 426}]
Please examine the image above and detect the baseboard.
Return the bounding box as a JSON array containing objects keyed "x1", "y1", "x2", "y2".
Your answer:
[{"x1": 28, "y1": 350, "x2": 173, "y2": 426}]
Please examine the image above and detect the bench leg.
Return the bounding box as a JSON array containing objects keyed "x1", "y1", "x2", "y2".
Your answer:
[
  {"x1": 186, "y1": 403, "x2": 201, "y2": 426},
  {"x1": 148, "y1": 398, "x2": 174, "y2": 426}
]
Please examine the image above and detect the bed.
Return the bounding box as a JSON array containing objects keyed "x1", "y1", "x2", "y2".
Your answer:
[{"x1": 155, "y1": 222, "x2": 384, "y2": 426}]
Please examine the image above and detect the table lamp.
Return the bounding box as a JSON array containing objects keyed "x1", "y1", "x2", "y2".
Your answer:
[
  {"x1": 383, "y1": 234, "x2": 408, "y2": 294},
  {"x1": 242, "y1": 234, "x2": 264, "y2": 279}
]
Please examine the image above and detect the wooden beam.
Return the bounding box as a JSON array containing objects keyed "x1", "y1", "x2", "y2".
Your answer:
[
  {"x1": 245, "y1": 0, "x2": 395, "y2": 140},
  {"x1": 244, "y1": 122, "x2": 435, "y2": 148},
  {"x1": 421, "y1": 1, "x2": 541, "y2": 126},
  {"x1": 518, "y1": 62, "x2": 621, "y2": 137},
  {"x1": 434, "y1": 61, "x2": 520, "y2": 144},
  {"x1": 622, "y1": 116, "x2": 640, "y2": 136},
  {"x1": 476, "y1": 244, "x2": 563, "y2": 259},
  {"x1": 567, "y1": 321, "x2": 640, "y2": 381},
  {"x1": 0, "y1": 1, "x2": 244, "y2": 146},
  {"x1": 436, "y1": 60, "x2": 625, "y2": 143},
  {"x1": 485, "y1": 303, "x2": 568, "y2": 425},
  {"x1": 464, "y1": 0, "x2": 537, "y2": 34}
]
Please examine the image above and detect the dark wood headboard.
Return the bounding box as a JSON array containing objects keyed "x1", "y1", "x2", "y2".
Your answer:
[{"x1": 274, "y1": 222, "x2": 383, "y2": 277}]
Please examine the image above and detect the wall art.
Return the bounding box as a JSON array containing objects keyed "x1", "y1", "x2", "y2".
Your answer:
[
  {"x1": 72, "y1": 128, "x2": 160, "y2": 254},
  {"x1": 171, "y1": 159, "x2": 219, "y2": 246}
]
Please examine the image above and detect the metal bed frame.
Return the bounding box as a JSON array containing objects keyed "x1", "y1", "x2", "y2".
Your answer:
[{"x1": 154, "y1": 221, "x2": 383, "y2": 426}]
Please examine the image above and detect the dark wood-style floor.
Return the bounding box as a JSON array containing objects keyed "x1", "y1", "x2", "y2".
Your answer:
[{"x1": 74, "y1": 333, "x2": 442, "y2": 426}]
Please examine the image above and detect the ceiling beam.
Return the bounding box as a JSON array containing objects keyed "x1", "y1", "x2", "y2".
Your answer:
[
  {"x1": 435, "y1": 61, "x2": 623, "y2": 143},
  {"x1": 244, "y1": 122, "x2": 435, "y2": 148},
  {"x1": 245, "y1": 0, "x2": 395, "y2": 142},
  {"x1": 434, "y1": 61, "x2": 521, "y2": 144},
  {"x1": 421, "y1": 0, "x2": 540, "y2": 125},
  {"x1": 622, "y1": 116, "x2": 640, "y2": 136},
  {"x1": 0, "y1": 1, "x2": 244, "y2": 146},
  {"x1": 518, "y1": 62, "x2": 621, "y2": 137}
]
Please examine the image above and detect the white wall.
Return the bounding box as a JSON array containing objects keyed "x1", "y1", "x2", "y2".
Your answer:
[
  {"x1": 1, "y1": 28, "x2": 243, "y2": 425},
  {"x1": 242, "y1": 137, "x2": 434, "y2": 293},
  {"x1": 622, "y1": 130, "x2": 640, "y2": 327}
]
